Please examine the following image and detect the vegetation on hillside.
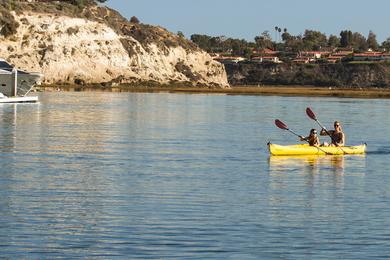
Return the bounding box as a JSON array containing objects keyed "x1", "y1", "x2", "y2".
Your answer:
[
  {"x1": 0, "y1": 5, "x2": 19, "y2": 37},
  {"x1": 191, "y1": 27, "x2": 390, "y2": 88},
  {"x1": 0, "y1": 0, "x2": 199, "y2": 54}
]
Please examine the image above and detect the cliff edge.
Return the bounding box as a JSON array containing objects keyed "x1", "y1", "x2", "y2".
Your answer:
[{"x1": 0, "y1": 2, "x2": 229, "y2": 88}]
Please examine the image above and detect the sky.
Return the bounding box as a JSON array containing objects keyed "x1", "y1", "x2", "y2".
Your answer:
[{"x1": 105, "y1": 0, "x2": 390, "y2": 43}]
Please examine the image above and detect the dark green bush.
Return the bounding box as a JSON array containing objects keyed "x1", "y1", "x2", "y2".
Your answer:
[{"x1": 0, "y1": 7, "x2": 20, "y2": 37}]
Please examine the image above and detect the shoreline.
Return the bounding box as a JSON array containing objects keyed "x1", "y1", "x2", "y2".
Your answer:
[{"x1": 37, "y1": 85, "x2": 390, "y2": 98}]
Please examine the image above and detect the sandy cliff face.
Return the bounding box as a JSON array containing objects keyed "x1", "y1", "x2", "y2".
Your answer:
[{"x1": 0, "y1": 11, "x2": 228, "y2": 88}]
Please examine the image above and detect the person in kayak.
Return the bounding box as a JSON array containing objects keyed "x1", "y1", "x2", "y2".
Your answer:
[
  {"x1": 320, "y1": 121, "x2": 345, "y2": 146},
  {"x1": 299, "y1": 129, "x2": 320, "y2": 146}
]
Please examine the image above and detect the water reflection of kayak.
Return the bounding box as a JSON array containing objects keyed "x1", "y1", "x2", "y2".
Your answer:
[
  {"x1": 268, "y1": 154, "x2": 366, "y2": 176},
  {"x1": 268, "y1": 143, "x2": 366, "y2": 156},
  {"x1": 268, "y1": 154, "x2": 346, "y2": 169}
]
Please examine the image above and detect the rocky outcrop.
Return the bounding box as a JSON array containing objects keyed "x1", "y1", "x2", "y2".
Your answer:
[
  {"x1": 225, "y1": 62, "x2": 390, "y2": 88},
  {"x1": 0, "y1": 4, "x2": 228, "y2": 88}
]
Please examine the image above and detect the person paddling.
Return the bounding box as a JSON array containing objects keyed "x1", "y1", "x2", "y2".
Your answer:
[
  {"x1": 320, "y1": 121, "x2": 345, "y2": 147},
  {"x1": 299, "y1": 129, "x2": 320, "y2": 147}
]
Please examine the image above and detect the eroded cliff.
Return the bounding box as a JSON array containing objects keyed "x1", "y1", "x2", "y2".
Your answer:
[
  {"x1": 225, "y1": 62, "x2": 390, "y2": 88},
  {"x1": 0, "y1": 2, "x2": 229, "y2": 88}
]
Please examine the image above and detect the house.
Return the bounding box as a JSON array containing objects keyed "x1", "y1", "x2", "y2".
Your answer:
[
  {"x1": 251, "y1": 48, "x2": 281, "y2": 63},
  {"x1": 383, "y1": 53, "x2": 390, "y2": 61},
  {"x1": 251, "y1": 56, "x2": 282, "y2": 63},
  {"x1": 326, "y1": 56, "x2": 341, "y2": 63},
  {"x1": 254, "y1": 48, "x2": 279, "y2": 56},
  {"x1": 293, "y1": 51, "x2": 331, "y2": 63},
  {"x1": 325, "y1": 51, "x2": 352, "y2": 63},
  {"x1": 352, "y1": 52, "x2": 384, "y2": 62},
  {"x1": 298, "y1": 51, "x2": 330, "y2": 59},
  {"x1": 292, "y1": 58, "x2": 310, "y2": 64},
  {"x1": 213, "y1": 56, "x2": 246, "y2": 64}
]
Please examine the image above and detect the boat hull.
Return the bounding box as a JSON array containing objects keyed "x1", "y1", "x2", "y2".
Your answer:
[
  {"x1": 1, "y1": 58, "x2": 43, "y2": 97},
  {"x1": 268, "y1": 143, "x2": 366, "y2": 156},
  {"x1": 0, "y1": 96, "x2": 38, "y2": 103}
]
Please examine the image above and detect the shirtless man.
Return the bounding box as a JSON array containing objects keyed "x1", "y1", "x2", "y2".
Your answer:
[
  {"x1": 320, "y1": 121, "x2": 345, "y2": 146},
  {"x1": 300, "y1": 129, "x2": 320, "y2": 147}
]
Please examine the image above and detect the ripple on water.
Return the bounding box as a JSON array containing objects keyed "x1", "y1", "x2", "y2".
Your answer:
[{"x1": 1, "y1": 93, "x2": 390, "y2": 258}]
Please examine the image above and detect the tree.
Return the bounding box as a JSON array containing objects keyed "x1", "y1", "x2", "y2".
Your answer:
[
  {"x1": 130, "y1": 16, "x2": 140, "y2": 24},
  {"x1": 281, "y1": 28, "x2": 291, "y2": 42},
  {"x1": 177, "y1": 31, "x2": 185, "y2": 38},
  {"x1": 340, "y1": 30, "x2": 353, "y2": 47},
  {"x1": 328, "y1": 34, "x2": 340, "y2": 48},
  {"x1": 274, "y1": 26, "x2": 279, "y2": 42},
  {"x1": 381, "y1": 37, "x2": 390, "y2": 51},
  {"x1": 254, "y1": 31, "x2": 273, "y2": 50},
  {"x1": 209, "y1": 36, "x2": 223, "y2": 52},
  {"x1": 231, "y1": 39, "x2": 243, "y2": 56},
  {"x1": 352, "y1": 32, "x2": 368, "y2": 51},
  {"x1": 303, "y1": 30, "x2": 327, "y2": 50},
  {"x1": 190, "y1": 34, "x2": 212, "y2": 51},
  {"x1": 215, "y1": 36, "x2": 230, "y2": 53},
  {"x1": 243, "y1": 47, "x2": 252, "y2": 59},
  {"x1": 278, "y1": 27, "x2": 282, "y2": 42},
  {"x1": 367, "y1": 30, "x2": 378, "y2": 50},
  {"x1": 284, "y1": 35, "x2": 304, "y2": 52},
  {"x1": 69, "y1": 0, "x2": 86, "y2": 7},
  {"x1": 69, "y1": 0, "x2": 103, "y2": 6}
]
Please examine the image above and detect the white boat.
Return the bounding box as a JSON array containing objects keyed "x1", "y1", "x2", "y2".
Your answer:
[
  {"x1": 0, "y1": 96, "x2": 38, "y2": 103},
  {"x1": 0, "y1": 59, "x2": 43, "y2": 103}
]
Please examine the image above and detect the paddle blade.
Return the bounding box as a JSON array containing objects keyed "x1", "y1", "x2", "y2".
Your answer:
[
  {"x1": 306, "y1": 107, "x2": 317, "y2": 120},
  {"x1": 275, "y1": 119, "x2": 288, "y2": 130}
]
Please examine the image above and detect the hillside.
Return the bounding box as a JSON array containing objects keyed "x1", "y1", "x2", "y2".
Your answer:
[{"x1": 0, "y1": 1, "x2": 229, "y2": 88}]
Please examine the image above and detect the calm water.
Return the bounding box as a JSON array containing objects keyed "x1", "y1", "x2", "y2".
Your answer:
[{"x1": 0, "y1": 92, "x2": 390, "y2": 259}]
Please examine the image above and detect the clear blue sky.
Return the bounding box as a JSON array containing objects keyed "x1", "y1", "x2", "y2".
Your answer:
[{"x1": 105, "y1": 0, "x2": 390, "y2": 43}]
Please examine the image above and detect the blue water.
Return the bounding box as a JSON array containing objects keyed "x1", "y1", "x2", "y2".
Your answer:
[{"x1": 0, "y1": 92, "x2": 390, "y2": 259}]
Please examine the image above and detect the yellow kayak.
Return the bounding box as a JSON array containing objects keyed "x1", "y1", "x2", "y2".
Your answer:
[{"x1": 268, "y1": 143, "x2": 367, "y2": 156}]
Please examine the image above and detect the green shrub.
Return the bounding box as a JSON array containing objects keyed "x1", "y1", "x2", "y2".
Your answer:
[
  {"x1": 175, "y1": 61, "x2": 202, "y2": 81},
  {"x1": 66, "y1": 26, "x2": 79, "y2": 35}
]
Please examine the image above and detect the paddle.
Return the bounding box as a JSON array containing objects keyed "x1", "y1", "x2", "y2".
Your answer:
[
  {"x1": 306, "y1": 107, "x2": 331, "y2": 136},
  {"x1": 306, "y1": 107, "x2": 347, "y2": 154},
  {"x1": 274, "y1": 119, "x2": 332, "y2": 155},
  {"x1": 275, "y1": 119, "x2": 303, "y2": 138}
]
